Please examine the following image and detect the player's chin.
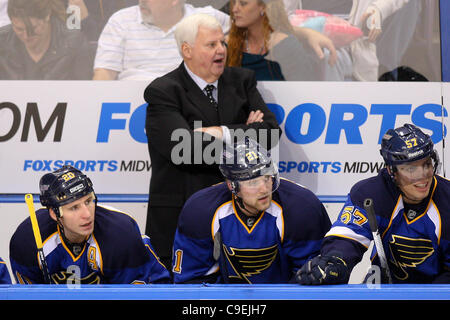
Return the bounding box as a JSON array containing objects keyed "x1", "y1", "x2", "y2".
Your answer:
[
  {"x1": 410, "y1": 178, "x2": 432, "y2": 195},
  {"x1": 413, "y1": 186, "x2": 431, "y2": 200},
  {"x1": 256, "y1": 195, "x2": 271, "y2": 208},
  {"x1": 79, "y1": 221, "x2": 94, "y2": 234}
]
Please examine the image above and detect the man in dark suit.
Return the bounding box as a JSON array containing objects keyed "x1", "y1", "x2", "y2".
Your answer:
[{"x1": 144, "y1": 13, "x2": 280, "y2": 269}]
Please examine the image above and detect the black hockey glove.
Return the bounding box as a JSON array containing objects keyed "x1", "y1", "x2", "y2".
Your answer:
[{"x1": 296, "y1": 254, "x2": 350, "y2": 285}]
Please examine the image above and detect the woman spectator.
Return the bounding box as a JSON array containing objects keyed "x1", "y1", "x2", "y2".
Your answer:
[{"x1": 226, "y1": 0, "x2": 329, "y2": 81}]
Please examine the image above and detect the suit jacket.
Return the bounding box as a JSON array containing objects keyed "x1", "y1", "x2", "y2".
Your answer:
[{"x1": 144, "y1": 62, "x2": 281, "y2": 209}]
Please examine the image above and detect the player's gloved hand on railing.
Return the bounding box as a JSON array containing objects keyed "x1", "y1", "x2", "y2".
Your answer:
[{"x1": 296, "y1": 254, "x2": 350, "y2": 285}]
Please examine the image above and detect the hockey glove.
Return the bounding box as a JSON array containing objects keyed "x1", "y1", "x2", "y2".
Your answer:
[{"x1": 296, "y1": 254, "x2": 350, "y2": 285}]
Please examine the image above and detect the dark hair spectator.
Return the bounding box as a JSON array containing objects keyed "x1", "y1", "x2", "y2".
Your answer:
[{"x1": 0, "y1": 0, "x2": 95, "y2": 80}]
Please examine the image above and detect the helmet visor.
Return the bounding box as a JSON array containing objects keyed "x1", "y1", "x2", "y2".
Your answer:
[
  {"x1": 396, "y1": 157, "x2": 435, "y2": 183},
  {"x1": 238, "y1": 171, "x2": 280, "y2": 193}
]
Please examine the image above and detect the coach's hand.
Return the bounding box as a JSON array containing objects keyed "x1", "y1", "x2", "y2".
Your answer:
[
  {"x1": 246, "y1": 110, "x2": 264, "y2": 125},
  {"x1": 296, "y1": 255, "x2": 350, "y2": 285}
]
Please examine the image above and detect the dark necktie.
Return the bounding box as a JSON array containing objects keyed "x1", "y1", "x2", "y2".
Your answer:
[{"x1": 204, "y1": 84, "x2": 217, "y2": 110}]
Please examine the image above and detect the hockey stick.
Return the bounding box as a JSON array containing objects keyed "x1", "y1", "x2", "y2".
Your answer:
[
  {"x1": 213, "y1": 231, "x2": 230, "y2": 283},
  {"x1": 363, "y1": 198, "x2": 392, "y2": 284},
  {"x1": 25, "y1": 194, "x2": 52, "y2": 284}
]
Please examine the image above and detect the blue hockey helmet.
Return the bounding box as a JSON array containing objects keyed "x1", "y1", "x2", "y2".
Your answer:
[
  {"x1": 219, "y1": 138, "x2": 279, "y2": 194},
  {"x1": 380, "y1": 123, "x2": 440, "y2": 182},
  {"x1": 39, "y1": 165, "x2": 94, "y2": 217},
  {"x1": 380, "y1": 123, "x2": 436, "y2": 166}
]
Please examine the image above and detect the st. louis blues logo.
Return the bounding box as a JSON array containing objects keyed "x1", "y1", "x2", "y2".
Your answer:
[
  {"x1": 223, "y1": 244, "x2": 278, "y2": 283},
  {"x1": 51, "y1": 270, "x2": 101, "y2": 284},
  {"x1": 388, "y1": 235, "x2": 434, "y2": 281}
]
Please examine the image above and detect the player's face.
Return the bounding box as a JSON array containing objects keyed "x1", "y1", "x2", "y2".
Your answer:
[
  {"x1": 237, "y1": 175, "x2": 273, "y2": 215},
  {"x1": 183, "y1": 26, "x2": 227, "y2": 83},
  {"x1": 231, "y1": 0, "x2": 265, "y2": 29},
  {"x1": 56, "y1": 193, "x2": 96, "y2": 243},
  {"x1": 394, "y1": 157, "x2": 434, "y2": 204}
]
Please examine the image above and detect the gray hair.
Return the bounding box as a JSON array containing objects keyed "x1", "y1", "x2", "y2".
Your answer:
[{"x1": 174, "y1": 13, "x2": 222, "y2": 54}]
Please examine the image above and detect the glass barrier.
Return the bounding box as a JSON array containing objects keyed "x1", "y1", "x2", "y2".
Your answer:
[{"x1": 0, "y1": 0, "x2": 442, "y2": 82}]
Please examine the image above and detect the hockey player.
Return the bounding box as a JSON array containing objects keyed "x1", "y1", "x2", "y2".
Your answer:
[
  {"x1": 297, "y1": 123, "x2": 450, "y2": 284},
  {"x1": 172, "y1": 138, "x2": 331, "y2": 283},
  {"x1": 10, "y1": 165, "x2": 170, "y2": 284},
  {"x1": 0, "y1": 258, "x2": 11, "y2": 284}
]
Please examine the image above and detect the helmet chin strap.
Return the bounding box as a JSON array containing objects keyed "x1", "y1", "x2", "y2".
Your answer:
[
  {"x1": 233, "y1": 194, "x2": 263, "y2": 217},
  {"x1": 50, "y1": 206, "x2": 64, "y2": 226},
  {"x1": 53, "y1": 209, "x2": 69, "y2": 245},
  {"x1": 53, "y1": 206, "x2": 67, "y2": 237}
]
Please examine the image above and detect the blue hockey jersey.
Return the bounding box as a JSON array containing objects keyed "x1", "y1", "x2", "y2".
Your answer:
[
  {"x1": 173, "y1": 179, "x2": 331, "y2": 283},
  {"x1": 0, "y1": 257, "x2": 11, "y2": 284},
  {"x1": 323, "y1": 168, "x2": 450, "y2": 283},
  {"x1": 10, "y1": 205, "x2": 170, "y2": 284}
]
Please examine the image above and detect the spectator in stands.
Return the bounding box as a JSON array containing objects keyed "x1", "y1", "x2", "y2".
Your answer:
[
  {"x1": 297, "y1": 0, "x2": 422, "y2": 81},
  {"x1": 93, "y1": 0, "x2": 336, "y2": 81},
  {"x1": 65, "y1": 0, "x2": 137, "y2": 42},
  {"x1": 0, "y1": 0, "x2": 94, "y2": 80},
  {"x1": 93, "y1": 0, "x2": 229, "y2": 81},
  {"x1": 227, "y1": 0, "x2": 333, "y2": 81}
]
